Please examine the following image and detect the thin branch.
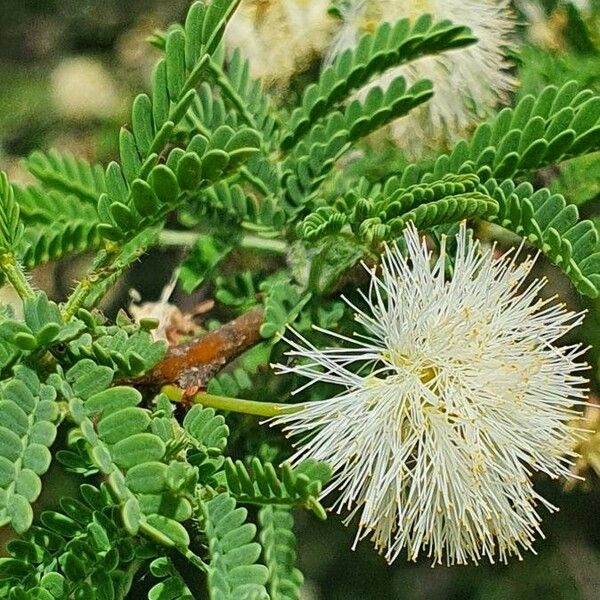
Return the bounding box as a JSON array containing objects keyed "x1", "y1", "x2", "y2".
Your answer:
[{"x1": 138, "y1": 307, "x2": 265, "y2": 388}]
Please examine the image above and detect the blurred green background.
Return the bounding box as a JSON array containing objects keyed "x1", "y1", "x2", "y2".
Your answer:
[{"x1": 2, "y1": 1, "x2": 600, "y2": 598}]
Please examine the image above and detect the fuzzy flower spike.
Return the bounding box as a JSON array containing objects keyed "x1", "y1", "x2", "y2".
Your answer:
[{"x1": 272, "y1": 223, "x2": 589, "y2": 565}]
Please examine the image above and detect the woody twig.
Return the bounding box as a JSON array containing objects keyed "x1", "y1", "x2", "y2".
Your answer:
[{"x1": 136, "y1": 307, "x2": 265, "y2": 389}]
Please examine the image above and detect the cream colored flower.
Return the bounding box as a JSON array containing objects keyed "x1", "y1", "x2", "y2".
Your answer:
[
  {"x1": 327, "y1": 0, "x2": 516, "y2": 157},
  {"x1": 50, "y1": 57, "x2": 121, "y2": 121},
  {"x1": 272, "y1": 224, "x2": 588, "y2": 565},
  {"x1": 225, "y1": 0, "x2": 335, "y2": 86}
]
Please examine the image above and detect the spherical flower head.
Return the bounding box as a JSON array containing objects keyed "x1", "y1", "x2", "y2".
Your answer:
[
  {"x1": 326, "y1": 0, "x2": 515, "y2": 157},
  {"x1": 272, "y1": 224, "x2": 588, "y2": 565}
]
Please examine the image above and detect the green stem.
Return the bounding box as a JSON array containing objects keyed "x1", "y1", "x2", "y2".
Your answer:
[
  {"x1": 63, "y1": 228, "x2": 157, "y2": 321},
  {"x1": 62, "y1": 279, "x2": 93, "y2": 322},
  {"x1": 182, "y1": 548, "x2": 208, "y2": 571},
  {"x1": 62, "y1": 251, "x2": 113, "y2": 321},
  {"x1": 0, "y1": 254, "x2": 35, "y2": 299},
  {"x1": 159, "y1": 230, "x2": 200, "y2": 247},
  {"x1": 159, "y1": 230, "x2": 287, "y2": 254},
  {"x1": 162, "y1": 385, "x2": 301, "y2": 418},
  {"x1": 239, "y1": 235, "x2": 287, "y2": 254}
]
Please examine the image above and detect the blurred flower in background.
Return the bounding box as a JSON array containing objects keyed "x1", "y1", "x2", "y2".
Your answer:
[
  {"x1": 225, "y1": 0, "x2": 335, "y2": 85},
  {"x1": 50, "y1": 56, "x2": 121, "y2": 122},
  {"x1": 327, "y1": 0, "x2": 515, "y2": 157}
]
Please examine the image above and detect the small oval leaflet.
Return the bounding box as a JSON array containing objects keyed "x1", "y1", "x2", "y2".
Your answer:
[
  {"x1": 111, "y1": 433, "x2": 166, "y2": 469},
  {"x1": 125, "y1": 461, "x2": 168, "y2": 494},
  {"x1": 97, "y1": 406, "x2": 151, "y2": 445}
]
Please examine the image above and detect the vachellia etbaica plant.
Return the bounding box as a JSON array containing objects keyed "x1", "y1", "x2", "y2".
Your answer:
[{"x1": 0, "y1": 0, "x2": 600, "y2": 597}]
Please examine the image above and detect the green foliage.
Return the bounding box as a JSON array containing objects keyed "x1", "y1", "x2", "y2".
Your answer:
[
  {"x1": 148, "y1": 557, "x2": 194, "y2": 600},
  {"x1": 13, "y1": 184, "x2": 102, "y2": 268},
  {"x1": 487, "y1": 179, "x2": 600, "y2": 297},
  {"x1": 0, "y1": 367, "x2": 59, "y2": 534},
  {"x1": 0, "y1": 172, "x2": 23, "y2": 255},
  {"x1": 21, "y1": 220, "x2": 102, "y2": 269},
  {"x1": 259, "y1": 507, "x2": 303, "y2": 600},
  {"x1": 296, "y1": 173, "x2": 499, "y2": 292},
  {"x1": 184, "y1": 404, "x2": 229, "y2": 457},
  {"x1": 61, "y1": 363, "x2": 195, "y2": 548},
  {"x1": 199, "y1": 492, "x2": 269, "y2": 600},
  {"x1": 224, "y1": 457, "x2": 330, "y2": 519},
  {"x1": 179, "y1": 234, "x2": 233, "y2": 294},
  {"x1": 0, "y1": 483, "x2": 141, "y2": 599},
  {"x1": 281, "y1": 78, "x2": 435, "y2": 214},
  {"x1": 24, "y1": 151, "x2": 106, "y2": 205},
  {"x1": 259, "y1": 278, "x2": 311, "y2": 339},
  {"x1": 198, "y1": 182, "x2": 284, "y2": 230},
  {"x1": 204, "y1": 48, "x2": 278, "y2": 141},
  {"x1": 98, "y1": 123, "x2": 261, "y2": 243},
  {"x1": 422, "y1": 81, "x2": 600, "y2": 183},
  {"x1": 281, "y1": 14, "x2": 476, "y2": 150},
  {"x1": 65, "y1": 322, "x2": 167, "y2": 378}
]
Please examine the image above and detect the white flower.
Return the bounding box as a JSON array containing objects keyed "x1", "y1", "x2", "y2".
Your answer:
[
  {"x1": 326, "y1": 0, "x2": 515, "y2": 157},
  {"x1": 272, "y1": 224, "x2": 588, "y2": 565},
  {"x1": 225, "y1": 0, "x2": 335, "y2": 86}
]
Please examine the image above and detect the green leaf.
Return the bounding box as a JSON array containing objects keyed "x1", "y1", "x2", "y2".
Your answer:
[
  {"x1": 201, "y1": 492, "x2": 269, "y2": 599},
  {"x1": 24, "y1": 150, "x2": 106, "y2": 204},
  {"x1": 259, "y1": 507, "x2": 303, "y2": 600},
  {"x1": 150, "y1": 165, "x2": 180, "y2": 204},
  {"x1": 0, "y1": 172, "x2": 24, "y2": 252},
  {"x1": 201, "y1": 0, "x2": 242, "y2": 55},
  {"x1": 111, "y1": 433, "x2": 166, "y2": 469},
  {"x1": 131, "y1": 179, "x2": 160, "y2": 217},
  {"x1": 308, "y1": 236, "x2": 365, "y2": 295},
  {"x1": 97, "y1": 407, "x2": 151, "y2": 445},
  {"x1": 145, "y1": 514, "x2": 190, "y2": 548},
  {"x1": 487, "y1": 179, "x2": 600, "y2": 298},
  {"x1": 125, "y1": 462, "x2": 168, "y2": 494},
  {"x1": 423, "y1": 82, "x2": 600, "y2": 183},
  {"x1": 282, "y1": 18, "x2": 475, "y2": 150},
  {"x1": 22, "y1": 444, "x2": 52, "y2": 475},
  {"x1": 179, "y1": 234, "x2": 233, "y2": 293},
  {"x1": 9, "y1": 493, "x2": 33, "y2": 534},
  {"x1": 15, "y1": 469, "x2": 42, "y2": 503},
  {"x1": 0, "y1": 369, "x2": 59, "y2": 534},
  {"x1": 84, "y1": 386, "x2": 142, "y2": 418},
  {"x1": 183, "y1": 405, "x2": 229, "y2": 454},
  {"x1": 176, "y1": 152, "x2": 203, "y2": 190},
  {"x1": 166, "y1": 29, "x2": 186, "y2": 99},
  {"x1": 201, "y1": 149, "x2": 230, "y2": 180},
  {"x1": 121, "y1": 498, "x2": 142, "y2": 536},
  {"x1": 67, "y1": 360, "x2": 114, "y2": 400},
  {"x1": 223, "y1": 458, "x2": 329, "y2": 518}
]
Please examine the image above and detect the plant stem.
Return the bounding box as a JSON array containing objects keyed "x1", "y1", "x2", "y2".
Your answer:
[
  {"x1": 0, "y1": 254, "x2": 35, "y2": 299},
  {"x1": 182, "y1": 548, "x2": 208, "y2": 571},
  {"x1": 158, "y1": 230, "x2": 199, "y2": 247},
  {"x1": 63, "y1": 229, "x2": 156, "y2": 321},
  {"x1": 159, "y1": 230, "x2": 288, "y2": 254},
  {"x1": 239, "y1": 235, "x2": 287, "y2": 255},
  {"x1": 162, "y1": 385, "x2": 301, "y2": 418},
  {"x1": 62, "y1": 251, "x2": 112, "y2": 322}
]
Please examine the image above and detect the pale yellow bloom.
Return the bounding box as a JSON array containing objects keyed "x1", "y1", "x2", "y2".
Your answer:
[
  {"x1": 225, "y1": 0, "x2": 335, "y2": 85},
  {"x1": 273, "y1": 224, "x2": 588, "y2": 565}
]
